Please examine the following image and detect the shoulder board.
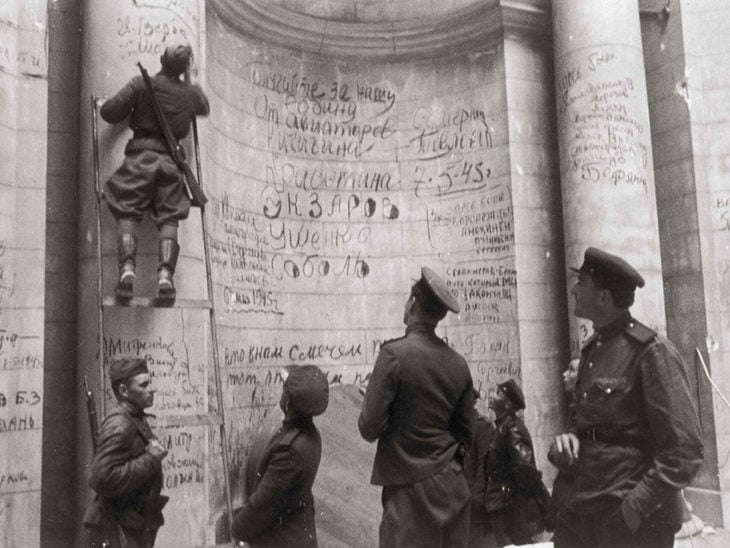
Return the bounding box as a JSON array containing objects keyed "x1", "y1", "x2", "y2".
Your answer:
[
  {"x1": 380, "y1": 335, "x2": 406, "y2": 347},
  {"x1": 625, "y1": 320, "x2": 656, "y2": 344},
  {"x1": 278, "y1": 428, "x2": 301, "y2": 447},
  {"x1": 579, "y1": 332, "x2": 599, "y2": 354}
]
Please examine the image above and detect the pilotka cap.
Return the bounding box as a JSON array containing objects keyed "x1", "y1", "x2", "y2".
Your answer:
[
  {"x1": 160, "y1": 43, "x2": 192, "y2": 74},
  {"x1": 285, "y1": 365, "x2": 329, "y2": 417},
  {"x1": 421, "y1": 266, "x2": 460, "y2": 313},
  {"x1": 109, "y1": 356, "x2": 149, "y2": 383},
  {"x1": 571, "y1": 247, "x2": 645, "y2": 290}
]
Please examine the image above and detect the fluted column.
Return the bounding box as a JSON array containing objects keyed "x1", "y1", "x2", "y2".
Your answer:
[{"x1": 552, "y1": 0, "x2": 665, "y2": 349}]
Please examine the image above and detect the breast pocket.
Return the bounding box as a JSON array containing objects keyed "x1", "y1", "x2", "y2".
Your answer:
[
  {"x1": 593, "y1": 376, "x2": 628, "y2": 396},
  {"x1": 584, "y1": 377, "x2": 630, "y2": 421}
]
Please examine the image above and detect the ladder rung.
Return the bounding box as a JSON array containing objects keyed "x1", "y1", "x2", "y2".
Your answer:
[{"x1": 102, "y1": 296, "x2": 213, "y2": 309}]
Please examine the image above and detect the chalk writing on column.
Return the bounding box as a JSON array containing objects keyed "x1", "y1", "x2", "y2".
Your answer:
[
  {"x1": 159, "y1": 428, "x2": 204, "y2": 491},
  {"x1": 0, "y1": 323, "x2": 42, "y2": 371},
  {"x1": 410, "y1": 106, "x2": 493, "y2": 161},
  {"x1": 0, "y1": 470, "x2": 30, "y2": 492},
  {"x1": 412, "y1": 156, "x2": 491, "y2": 199},
  {"x1": 0, "y1": 241, "x2": 16, "y2": 308},
  {"x1": 245, "y1": 63, "x2": 398, "y2": 160},
  {"x1": 426, "y1": 184, "x2": 514, "y2": 257},
  {"x1": 116, "y1": 10, "x2": 196, "y2": 59},
  {"x1": 713, "y1": 194, "x2": 730, "y2": 232},
  {"x1": 558, "y1": 50, "x2": 649, "y2": 193},
  {"x1": 446, "y1": 262, "x2": 516, "y2": 324}
]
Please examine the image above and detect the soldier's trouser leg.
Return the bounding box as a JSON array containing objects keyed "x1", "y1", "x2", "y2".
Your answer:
[
  {"x1": 157, "y1": 228, "x2": 179, "y2": 302},
  {"x1": 554, "y1": 503, "x2": 677, "y2": 548},
  {"x1": 379, "y1": 460, "x2": 471, "y2": 548},
  {"x1": 116, "y1": 219, "x2": 138, "y2": 301}
]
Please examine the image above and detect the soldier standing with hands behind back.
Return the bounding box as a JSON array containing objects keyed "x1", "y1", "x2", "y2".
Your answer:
[
  {"x1": 84, "y1": 357, "x2": 169, "y2": 548},
  {"x1": 550, "y1": 247, "x2": 704, "y2": 548},
  {"x1": 359, "y1": 267, "x2": 475, "y2": 548}
]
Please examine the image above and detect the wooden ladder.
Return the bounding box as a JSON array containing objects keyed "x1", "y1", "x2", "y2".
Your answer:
[{"x1": 90, "y1": 94, "x2": 234, "y2": 541}]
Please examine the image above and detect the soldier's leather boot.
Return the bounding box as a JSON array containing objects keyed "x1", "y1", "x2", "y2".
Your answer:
[
  {"x1": 116, "y1": 233, "x2": 137, "y2": 302},
  {"x1": 157, "y1": 238, "x2": 180, "y2": 304}
]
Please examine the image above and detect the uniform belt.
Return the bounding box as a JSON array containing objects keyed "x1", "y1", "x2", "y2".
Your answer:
[
  {"x1": 579, "y1": 427, "x2": 650, "y2": 451},
  {"x1": 133, "y1": 129, "x2": 165, "y2": 140},
  {"x1": 126, "y1": 137, "x2": 168, "y2": 155}
]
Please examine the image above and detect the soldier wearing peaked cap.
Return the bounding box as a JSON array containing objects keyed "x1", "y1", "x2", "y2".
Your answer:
[
  {"x1": 84, "y1": 357, "x2": 169, "y2": 547},
  {"x1": 100, "y1": 41, "x2": 209, "y2": 303},
  {"x1": 550, "y1": 247, "x2": 704, "y2": 548},
  {"x1": 231, "y1": 365, "x2": 329, "y2": 547},
  {"x1": 359, "y1": 267, "x2": 476, "y2": 548}
]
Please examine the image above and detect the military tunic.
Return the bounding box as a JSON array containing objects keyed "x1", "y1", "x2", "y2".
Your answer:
[
  {"x1": 84, "y1": 402, "x2": 167, "y2": 548},
  {"x1": 555, "y1": 312, "x2": 703, "y2": 547},
  {"x1": 100, "y1": 72, "x2": 209, "y2": 227},
  {"x1": 359, "y1": 322, "x2": 475, "y2": 547},
  {"x1": 231, "y1": 417, "x2": 322, "y2": 548}
]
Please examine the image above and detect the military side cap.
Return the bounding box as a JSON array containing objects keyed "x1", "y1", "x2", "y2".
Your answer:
[
  {"x1": 421, "y1": 266, "x2": 460, "y2": 313},
  {"x1": 498, "y1": 378, "x2": 526, "y2": 410},
  {"x1": 285, "y1": 365, "x2": 329, "y2": 416},
  {"x1": 161, "y1": 43, "x2": 193, "y2": 72},
  {"x1": 109, "y1": 356, "x2": 148, "y2": 383},
  {"x1": 571, "y1": 247, "x2": 645, "y2": 290}
]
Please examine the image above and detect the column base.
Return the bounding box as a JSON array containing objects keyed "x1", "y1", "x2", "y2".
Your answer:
[{"x1": 684, "y1": 486, "x2": 723, "y2": 528}]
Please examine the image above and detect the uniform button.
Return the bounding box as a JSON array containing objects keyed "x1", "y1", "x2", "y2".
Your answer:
[
  {"x1": 629, "y1": 322, "x2": 634, "y2": 328},
  {"x1": 605, "y1": 388, "x2": 612, "y2": 394},
  {"x1": 596, "y1": 341, "x2": 602, "y2": 348},
  {"x1": 582, "y1": 392, "x2": 588, "y2": 399},
  {"x1": 588, "y1": 362, "x2": 593, "y2": 368}
]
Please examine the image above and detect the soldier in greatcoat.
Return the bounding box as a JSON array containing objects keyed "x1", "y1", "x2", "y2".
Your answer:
[{"x1": 231, "y1": 365, "x2": 329, "y2": 547}]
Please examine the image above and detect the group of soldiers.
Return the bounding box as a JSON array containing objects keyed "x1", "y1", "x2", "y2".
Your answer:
[{"x1": 84, "y1": 42, "x2": 704, "y2": 548}]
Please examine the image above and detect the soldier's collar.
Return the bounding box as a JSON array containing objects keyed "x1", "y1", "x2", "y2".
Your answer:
[
  {"x1": 119, "y1": 400, "x2": 152, "y2": 420},
  {"x1": 595, "y1": 311, "x2": 632, "y2": 341},
  {"x1": 283, "y1": 415, "x2": 313, "y2": 428},
  {"x1": 405, "y1": 322, "x2": 436, "y2": 335}
]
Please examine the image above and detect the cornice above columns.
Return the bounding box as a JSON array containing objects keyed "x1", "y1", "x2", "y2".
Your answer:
[{"x1": 208, "y1": 0, "x2": 551, "y2": 61}]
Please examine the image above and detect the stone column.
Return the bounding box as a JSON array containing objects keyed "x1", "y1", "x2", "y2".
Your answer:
[
  {"x1": 0, "y1": 3, "x2": 48, "y2": 546},
  {"x1": 75, "y1": 2, "x2": 209, "y2": 545},
  {"x1": 552, "y1": 0, "x2": 665, "y2": 349}
]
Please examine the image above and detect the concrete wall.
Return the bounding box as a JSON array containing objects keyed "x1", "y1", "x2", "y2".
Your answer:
[{"x1": 207, "y1": 0, "x2": 515, "y2": 513}]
